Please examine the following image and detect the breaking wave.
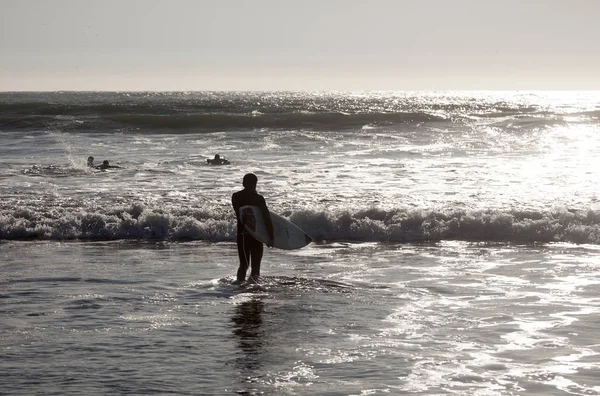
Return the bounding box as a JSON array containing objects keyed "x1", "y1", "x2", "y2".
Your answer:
[{"x1": 2, "y1": 203, "x2": 600, "y2": 245}]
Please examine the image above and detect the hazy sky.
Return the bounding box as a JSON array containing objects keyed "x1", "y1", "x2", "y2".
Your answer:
[{"x1": 1, "y1": 0, "x2": 599, "y2": 91}]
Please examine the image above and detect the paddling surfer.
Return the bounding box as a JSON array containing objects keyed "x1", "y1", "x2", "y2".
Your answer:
[
  {"x1": 207, "y1": 154, "x2": 230, "y2": 165},
  {"x1": 96, "y1": 160, "x2": 122, "y2": 170},
  {"x1": 232, "y1": 173, "x2": 274, "y2": 284}
]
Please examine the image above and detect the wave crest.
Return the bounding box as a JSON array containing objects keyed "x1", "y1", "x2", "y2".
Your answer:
[{"x1": 2, "y1": 204, "x2": 600, "y2": 245}]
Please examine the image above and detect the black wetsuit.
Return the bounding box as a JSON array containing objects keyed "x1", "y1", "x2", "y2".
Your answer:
[{"x1": 232, "y1": 187, "x2": 274, "y2": 282}]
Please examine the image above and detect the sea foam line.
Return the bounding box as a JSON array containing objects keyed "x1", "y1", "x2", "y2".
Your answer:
[{"x1": 2, "y1": 204, "x2": 600, "y2": 244}]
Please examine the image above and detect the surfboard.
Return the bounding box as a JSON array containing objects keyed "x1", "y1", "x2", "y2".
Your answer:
[{"x1": 239, "y1": 205, "x2": 312, "y2": 250}]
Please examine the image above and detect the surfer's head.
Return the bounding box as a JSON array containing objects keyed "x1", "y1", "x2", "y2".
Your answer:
[
  {"x1": 87, "y1": 156, "x2": 94, "y2": 166},
  {"x1": 214, "y1": 154, "x2": 220, "y2": 160},
  {"x1": 243, "y1": 173, "x2": 258, "y2": 189},
  {"x1": 103, "y1": 160, "x2": 109, "y2": 166}
]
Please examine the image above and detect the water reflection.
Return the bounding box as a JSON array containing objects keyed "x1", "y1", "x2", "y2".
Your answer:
[{"x1": 231, "y1": 298, "x2": 265, "y2": 372}]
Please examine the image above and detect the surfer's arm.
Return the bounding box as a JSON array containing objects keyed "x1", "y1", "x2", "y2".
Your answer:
[
  {"x1": 231, "y1": 194, "x2": 239, "y2": 212},
  {"x1": 231, "y1": 194, "x2": 241, "y2": 227},
  {"x1": 260, "y1": 198, "x2": 275, "y2": 247}
]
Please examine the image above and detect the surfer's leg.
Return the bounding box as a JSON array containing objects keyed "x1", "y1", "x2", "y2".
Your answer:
[
  {"x1": 248, "y1": 239, "x2": 264, "y2": 281},
  {"x1": 236, "y1": 234, "x2": 251, "y2": 282}
]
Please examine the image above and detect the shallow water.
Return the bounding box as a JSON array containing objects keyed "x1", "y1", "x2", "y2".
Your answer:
[{"x1": 2, "y1": 241, "x2": 600, "y2": 395}]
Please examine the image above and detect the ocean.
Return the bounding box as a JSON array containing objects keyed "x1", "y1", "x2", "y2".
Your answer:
[{"x1": 1, "y1": 91, "x2": 600, "y2": 395}]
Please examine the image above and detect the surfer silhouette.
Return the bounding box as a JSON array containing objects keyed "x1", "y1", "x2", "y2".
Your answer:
[
  {"x1": 207, "y1": 154, "x2": 230, "y2": 165},
  {"x1": 232, "y1": 173, "x2": 274, "y2": 284},
  {"x1": 87, "y1": 156, "x2": 95, "y2": 167},
  {"x1": 96, "y1": 160, "x2": 122, "y2": 170}
]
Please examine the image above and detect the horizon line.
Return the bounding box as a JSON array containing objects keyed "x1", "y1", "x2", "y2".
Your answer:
[{"x1": 3, "y1": 89, "x2": 600, "y2": 93}]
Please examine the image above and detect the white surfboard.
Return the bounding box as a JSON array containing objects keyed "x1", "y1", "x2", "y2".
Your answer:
[{"x1": 239, "y1": 205, "x2": 312, "y2": 250}]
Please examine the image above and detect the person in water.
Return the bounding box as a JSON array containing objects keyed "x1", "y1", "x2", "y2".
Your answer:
[
  {"x1": 207, "y1": 154, "x2": 230, "y2": 165},
  {"x1": 87, "y1": 156, "x2": 95, "y2": 167},
  {"x1": 96, "y1": 160, "x2": 122, "y2": 170},
  {"x1": 231, "y1": 173, "x2": 274, "y2": 284}
]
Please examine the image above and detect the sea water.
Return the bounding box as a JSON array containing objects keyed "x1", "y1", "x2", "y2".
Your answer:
[{"x1": 1, "y1": 91, "x2": 600, "y2": 395}]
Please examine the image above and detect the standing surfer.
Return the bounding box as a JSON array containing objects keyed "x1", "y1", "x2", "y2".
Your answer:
[{"x1": 232, "y1": 173, "x2": 274, "y2": 284}]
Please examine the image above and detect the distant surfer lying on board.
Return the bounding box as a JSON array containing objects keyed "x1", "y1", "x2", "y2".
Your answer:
[
  {"x1": 207, "y1": 154, "x2": 230, "y2": 165},
  {"x1": 88, "y1": 157, "x2": 122, "y2": 170},
  {"x1": 232, "y1": 173, "x2": 274, "y2": 284},
  {"x1": 96, "y1": 160, "x2": 122, "y2": 170}
]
